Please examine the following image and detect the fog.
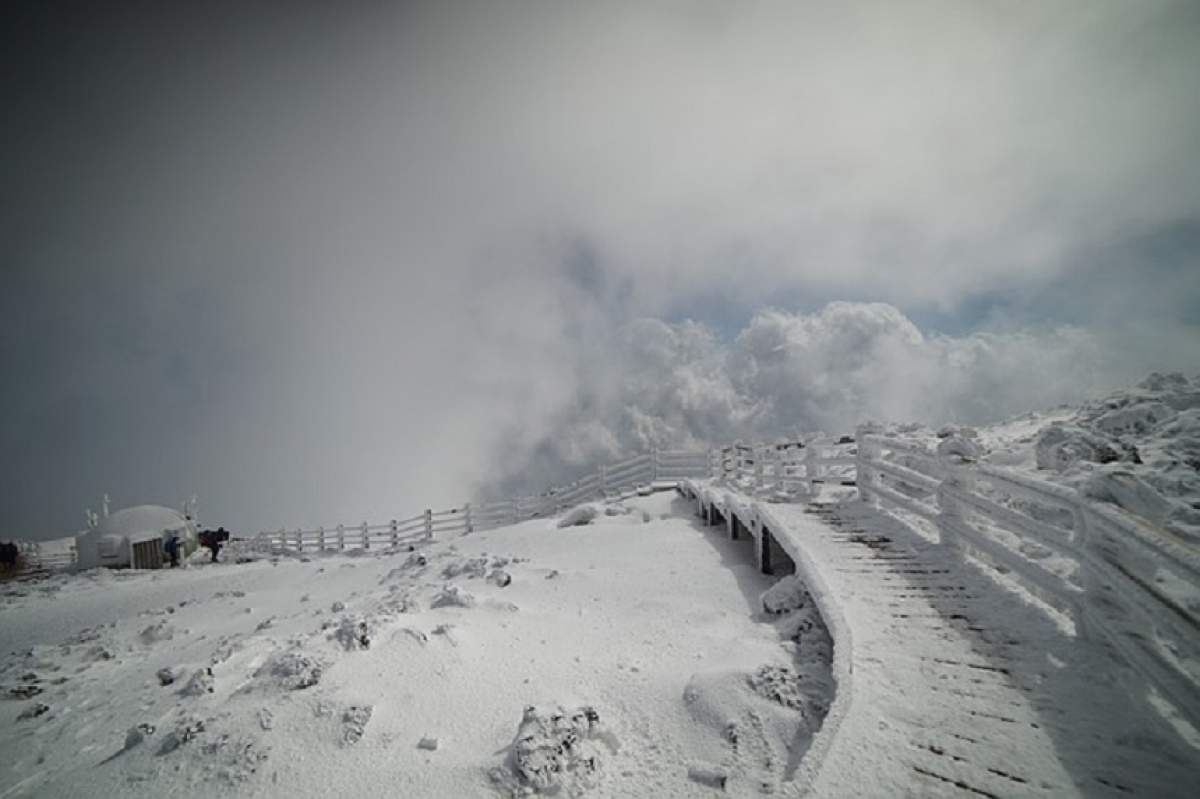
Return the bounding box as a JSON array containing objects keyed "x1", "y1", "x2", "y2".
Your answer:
[{"x1": 3, "y1": 1, "x2": 1198, "y2": 538}]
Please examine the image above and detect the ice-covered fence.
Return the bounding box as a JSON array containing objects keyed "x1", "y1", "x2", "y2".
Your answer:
[
  {"x1": 854, "y1": 428, "x2": 1200, "y2": 729},
  {"x1": 2, "y1": 541, "x2": 78, "y2": 577},
  {"x1": 251, "y1": 447, "x2": 710, "y2": 551},
  {"x1": 712, "y1": 437, "x2": 857, "y2": 497}
]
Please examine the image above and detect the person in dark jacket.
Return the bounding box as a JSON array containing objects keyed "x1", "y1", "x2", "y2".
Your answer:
[
  {"x1": 199, "y1": 528, "x2": 230, "y2": 563},
  {"x1": 164, "y1": 534, "x2": 180, "y2": 568},
  {"x1": 0, "y1": 541, "x2": 18, "y2": 573}
]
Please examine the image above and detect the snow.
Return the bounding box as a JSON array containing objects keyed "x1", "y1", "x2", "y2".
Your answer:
[{"x1": 0, "y1": 493, "x2": 831, "y2": 798}]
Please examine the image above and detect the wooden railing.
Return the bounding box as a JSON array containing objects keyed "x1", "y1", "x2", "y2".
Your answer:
[
  {"x1": 853, "y1": 428, "x2": 1200, "y2": 728},
  {"x1": 0, "y1": 542, "x2": 78, "y2": 578},
  {"x1": 698, "y1": 428, "x2": 1199, "y2": 730},
  {"x1": 252, "y1": 447, "x2": 711, "y2": 553}
]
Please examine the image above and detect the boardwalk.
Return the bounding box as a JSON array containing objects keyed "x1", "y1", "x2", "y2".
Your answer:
[{"x1": 683, "y1": 481, "x2": 1198, "y2": 798}]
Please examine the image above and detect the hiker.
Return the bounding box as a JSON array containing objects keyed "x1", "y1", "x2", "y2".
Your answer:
[
  {"x1": 0, "y1": 541, "x2": 18, "y2": 573},
  {"x1": 164, "y1": 534, "x2": 180, "y2": 568},
  {"x1": 200, "y1": 528, "x2": 230, "y2": 563}
]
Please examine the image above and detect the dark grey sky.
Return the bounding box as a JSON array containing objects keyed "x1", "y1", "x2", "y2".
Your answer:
[{"x1": 3, "y1": 1, "x2": 1199, "y2": 540}]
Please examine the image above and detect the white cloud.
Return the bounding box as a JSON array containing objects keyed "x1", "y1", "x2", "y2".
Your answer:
[{"x1": 483, "y1": 302, "x2": 1127, "y2": 496}]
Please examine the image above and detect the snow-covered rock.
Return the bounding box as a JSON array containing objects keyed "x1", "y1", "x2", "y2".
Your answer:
[
  {"x1": 761, "y1": 575, "x2": 807, "y2": 615},
  {"x1": 936, "y1": 434, "x2": 982, "y2": 461},
  {"x1": 489, "y1": 704, "x2": 610, "y2": 795},
  {"x1": 430, "y1": 584, "x2": 475, "y2": 609},
  {"x1": 341, "y1": 705, "x2": 373, "y2": 745},
  {"x1": 557, "y1": 504, "x2": 599, "y2": 528},
  {"x1": 1083, "y1": 470, "x2": 1175, "y2": 525},
  {"x1": 252, "y1": 650, "x2": 323, "y2": 691}
]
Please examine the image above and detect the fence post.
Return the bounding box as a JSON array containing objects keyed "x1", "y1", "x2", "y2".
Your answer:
[
  {"x1": 318, "y1": 526, "x2": 326, "y2": 551},
  {"x1": 754, "y1": 445, "x2": 765, "y2": 492},
  {"x1": 935, "y1": 452, "x2": 974, "y2": 549},
  {"x1": 390, "y1": 519, "x2": 399, "y2": 548},
  {"x1": 651, "y1": 447, "x2": 659, "y2": 482},
  {"x1": 806, "y1": 442, "x2": 820, "y2": 495},
  {"x1": 855, "y1": 426, "x2": 876, "y2": 505},
  {"x1": 337, "y1": 524, "x2": 345, "y2": 551},
  {"x1": 424, "y1": 509, "x2": 433, "y2": 540},
  {"x1": 295, "y1": 528, "x2": 303, "y2": 552},
  {"x1": 463, "y1": 503, "x2": 473, "y2": 534},
  {"x1": 361, "y1": 522, "x2": 369, "y2": 549}
]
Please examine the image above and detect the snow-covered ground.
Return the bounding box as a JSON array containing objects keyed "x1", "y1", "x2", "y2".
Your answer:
[{"x1": 0, "y1": 493, "x2": 832, "y2": 798}]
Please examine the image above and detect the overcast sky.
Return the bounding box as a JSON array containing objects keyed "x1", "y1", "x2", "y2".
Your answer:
[{"x1": 3, "y1": 1, "x2": 1198, "y2": 540}]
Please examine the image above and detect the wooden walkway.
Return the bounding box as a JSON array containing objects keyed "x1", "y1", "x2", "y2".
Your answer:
[{"x1": 681, "y1": 481, "x2": 1198, "y2": 798}]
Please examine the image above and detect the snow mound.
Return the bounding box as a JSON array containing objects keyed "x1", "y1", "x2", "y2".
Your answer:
[
  {"x1": 761, "y1": 575, "x2": 807, "y2": 615},
  {"x1": 430, "y1": 584, "x2": 476, "y2": 609},
  {"x1": 138, "y1": 620, "x2": 177, "y2": 646},
  {"x1": 489, "y1": 704, "x2": 612, "y2": 796},
  {"x1": 251, "y1": 650, "x2": 323, "y2": 691},
  {"x1": 341, "y1": 705, "x2": 373, "y2": 745},
  {"x1": 1082, "y1": 470, "x2": 1175, "y2": 525},
  {"x1": 557, "y1": 504, "x2": 599, "y2": 528},
  {"x1": 331, "y1": 617, "x2": 371, "y2": 651},
  {"x1": 442, "y1": 556, "x2": 489, "y2": 579},
  {"x1": 180, "y1": 667, "x2": 215, "y2": 697},
  {"x1": 1034, "y1": 424, "x2": 1129, "y2": 471}
]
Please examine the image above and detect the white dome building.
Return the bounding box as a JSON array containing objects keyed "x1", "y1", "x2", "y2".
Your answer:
[{"x1": 75, "y1": 505, "x2": 198, "y2": 570}]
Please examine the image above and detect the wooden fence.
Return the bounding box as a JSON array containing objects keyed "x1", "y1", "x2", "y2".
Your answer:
[
  {"x1": 698, "y1": 428, "x2": 1200, "y2": 731},
  {"x1": 852, "y1": 428, "x2": 1200, "y2": 729},
  {"x1": 252, "y1": 447, "x2": 711, "y2": 554}
]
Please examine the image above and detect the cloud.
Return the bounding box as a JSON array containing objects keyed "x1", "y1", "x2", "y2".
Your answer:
[
  {"x1": 2, "y1": 2, "x2": 1198, "y2": 538},
  {"x1": 483, "y1": 302, "x2": 1127, "y2": 497}
]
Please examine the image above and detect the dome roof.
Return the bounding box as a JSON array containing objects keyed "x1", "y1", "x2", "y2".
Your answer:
[{"x1": 94, "y1": 505, "x2": 190, "y2": 543}]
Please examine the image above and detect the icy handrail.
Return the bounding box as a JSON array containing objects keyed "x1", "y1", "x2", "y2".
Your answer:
[{"x1": 855, "y1": 426, "x2": 1200, "y2": 727}]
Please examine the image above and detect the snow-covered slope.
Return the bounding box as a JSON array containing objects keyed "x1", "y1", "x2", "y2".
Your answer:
[{"x1": 0, "y1": 493, "x2": 831, "y2": 798}]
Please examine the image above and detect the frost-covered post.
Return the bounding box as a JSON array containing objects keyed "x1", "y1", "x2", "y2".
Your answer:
[
  {"x1": 754, "y1": 446, "x2": 765, "y2": 492},
  {"x1": 294, "y1": 528, "x2": 303, "y2": 552},
  {"x1": 390, "y1": 519, "x2": 399, "y2": 548},
  {"x1": 855, "y1": 426, "x2": 878, "y2": 505},
  {"x1": 424, "y1": 509, "x2": 433, "y2": 540},
  {"x1": 651, "y1": 447, "x2": 659, "y2": 482},
  {"x1": 805, "y1": 441, "x2": 821, "y2": 495},
  {"x1": 318, "y1": 526, "x2": 326, "y2": 551},
  {"x1": 1070, "y1": 503, "x2": 1094, "y2": 639},
  {"x1": 337, "y1": 524, "x2": 345, "y2": 551},
  {"x1": 935, "y1": 450, "x2": 973, "y2": 549},
  {"x1": 361, "y1": 521, "x2": 369, "y2": 549},
  {"x1": 463, "y1": 503, "x2": 473, "y2": 534}
]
